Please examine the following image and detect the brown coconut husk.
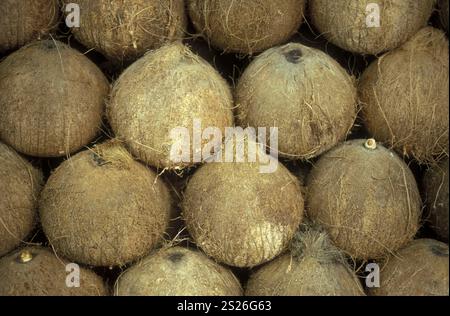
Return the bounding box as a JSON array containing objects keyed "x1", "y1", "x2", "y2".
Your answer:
[
  {"x1": 0, "y1": 0, "x2": 59, "y2": 53},
  {"x1": 188, "y1": 0, "x2": 305, "y2": 54},
  {"x1": 439, "y1": 0, "x2": 449, "y2": 32},
  {"x1": 115, "y1": 246, "x2": 243, "y2": 296},
  {"x1": 423, "y1": 158, "x2": 449, "y2": 243},
  {"x1": 245, "y1": 224, "x2": 365, "y2": 296},
  {"x1": 39, "y1": 141, "x2": 172, "y2": 267},
  {"x1": 0, "y1": 40, "x2": 109, "y2": 158},
  {"x1": 108, "y1": 42, "x2": 234, "y2": 170},
  {"x1": 309, "y1": 0, "x2": 435, "y2": 55},
  {"x1": 307, "y1": 139, "x2": 422, "y2": 260},
  {"x1": 371, "y1": 239, "x2": 449, "y2": 296},
  {"x1": 0, "y1": 246, "x2": 108, "y2": 296},
  {"x1": 64, "y1": 0, "x2": 187, "y2": 65},
  {"x1": 0, "y1": 142, "x2": 43, "y2": 257},
  {"x1": 236, "y1": 42, "x2": 357, "y2": 160},
  {"x1": 359, "y1": 27, "x2": 449, "y2": 164}
]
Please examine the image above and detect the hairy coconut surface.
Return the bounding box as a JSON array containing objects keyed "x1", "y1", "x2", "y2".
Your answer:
[
  {"x1": 188, "y1": 0, "x2": 305, "y2": 54},
  {"x1": 236, "y1": 42, "x2": 357, "y2": 160},
  {"x1": 115, "y1": 247, "x2": 243, "y2": 296},
  {"x1": 245, "y1": 225, "x2": 365, "y2": 296},
  {"x1": 424, "y1": 158, "x2": 449, "y2": 243},
  {"x1": 183, "y1": 137, "x2": 304, "y2": 267},
  {"x1": 0, "y1": 142, "x2": 42, "y2": 257},
  {"x1": 307, "y1": 139, "x2": 421, "y2": 260},
  {"x1": 359, "y1": 27, "x2": 449, "y2": 164},
  {"x1": 0, "y1": 0, "x2": 59, "y2": 53},
  {"x1": 440, "y1": 0, "x2": 449, "y2": 32},
  {"x1": 371, "y1": 239, "x2": 449, "y2": 296},
  {"x1": 309, "y1": 0, "x2": 435, "y2": 55},
  {"x1": 0, "y1": 247, "x2": 107, "y2": 296},
  {"x1": 0, "y1": 40, "x2": 109, "y2": 158},
  {"x1": 108, "y1": 42, "x2": 233, "y2": 170},
  {"x1": 65, "y1": 0, "x2": 186, "y2": 65},
  {"x1": 39, "y1": 141, "x2": 171, "y2": 267}
]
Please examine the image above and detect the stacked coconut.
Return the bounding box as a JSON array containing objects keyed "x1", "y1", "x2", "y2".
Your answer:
[{"x1": 0, "y1": 0, "x2": 448, "y2": 297}]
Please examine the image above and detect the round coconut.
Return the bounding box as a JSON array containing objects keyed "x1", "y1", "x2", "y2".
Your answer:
[
  {"x1": 0, "y1": 247, "x2": 107, "y2": 296},
  {"x1": 439, "y1": 0, "x2": 449, "y2": 32},
  {"x1": 0, "y1": 40, "x2": 109, "y2": 158},
  {"x1": 39, "y1": 141, "x2": 172, "y2": 267},
  {"x1": 115, "y1": 247, "x2": 243, "y2": 296},
  {"x1": 424, "y1": 158, "x2": 449, "y2": 243},
  {"x1": 183, "y1": 136, "x2": 304, "y2": 268},
  {"x1": 0, "y1": 142, "x2": 42, "y2": 257},
  {"x1": 307, "y1": 139, "x2": 422, "y2": 260},
  {"x1": 188, "y1": 0, "x2": 305, "y2": 54},
  {"x1": 359, "y1": 27, "x2": 449, "y2": 164},
  {"x1": 371, "y1": 239, "x2": 449, "y2": 296},
  {"x1": 309, "y1": 0, "x2": 435, "y2": 55},
  {"x1": 108, "y1": 42, "x2": 233, "y2": 170},
  {"x1": 236, "y1": 42, "x2": 357, "y2": 160},
  {"x1": 0, "y1": 0, "x2": 59, "y2": 53},
  {"x1": 64, "y1": 0, "x2": 187, "y2": 65},
  {"x1": 245, "y1": 225, "x2": 365, "y2": 296}
]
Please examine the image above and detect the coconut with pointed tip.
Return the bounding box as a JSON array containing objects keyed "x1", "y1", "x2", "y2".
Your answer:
[
  {"x1": 115, "y1": 247, "x2": 243, "y2": 296},
  {"x1": 0, "y1": 40, "x2": 109, "y2": 157},
  {"x1": 236, "y1": 42, "x2": 357, "y2": 159},
  {"x1": 371, "y1": 239, "x2": 449, "y2": 296},
  {"x1": 39, "y1": 141, "x2": 172, "y2": 267},
  {"x1": 309, "y1": 0, "x2": 435, "y2": 55},
  {"x1": 64, "y1": 0, "x2": 187, "y2": 65},
  {"x1": 188, "y1": 0, "x2": 305, "y2": 54},
  {"x1": 246, "y1": 225, "x2": 365, "y2": 296},
  {"x1": 0, "y1": 247, "x2": 107, "y2": 296},
  {"x1": 307, "y1": 139, "x2": 422, "y2": 260},
  {"x1": 0, "y1": 142, "x2": 42, "y2": 257},
  {"x1": 359, "y1": 27, "x2": 449, "y2": 164}
]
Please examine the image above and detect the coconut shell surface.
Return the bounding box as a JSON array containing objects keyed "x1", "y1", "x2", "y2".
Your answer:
[
  {"x1": 310, "y1": 0, "x2": 435, "y2": 55},
  {"x1": 0, "y1": 142, "x2": 42, "y2": 257},
  {"x1": 108, "y1": 42, "x2": 234, "y2": 170},
  {"x1": 359, "y1": 27, "x2": 449, "y2": 164},
  {"x1": 0, "y1": 0, "x2": 59, "y2": 53},
  {"x1": 236, "y1": 42, "x2": 357, "y2": 160},
  {"x1": 424, "y1": 158, "x2": 449, "y2": 243},
  {"x1": 371, "y1": 239, "x2": 449, "y2": 296},
  {"x1": 39, "y1": 141, "x2": 172, "y2": 267},
  {"x1": 0, "y1": 40, "x2": 109, "y2": 157},
  {"x1": 0, "y1": 247, "x2": 107, "y2": 296},
  {"x1": 65, "y1": 0, "x2": 187, "y2": 64},
  {"x1": 115, "y1": 247, "x2": 243, "y2": 296},
  {"x1": 188, "y1": 0, "x2": 305, "y2": 54},
  {"x1": 246, "y1": 226, "x2": 365, "y2": 296},
  {"x1": 307, "y1": 139, "x2": 422, "y2": 260}
]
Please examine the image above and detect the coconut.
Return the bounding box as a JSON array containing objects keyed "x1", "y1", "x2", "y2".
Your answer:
[
  {"x1": 0, "y1": 40, "x2": 109, "y2": 158},
  {"x1": 359, "y1": 27, "x2": 449, "y2": 164},
  {"x1": 236, "y1": 42, "x2": 357, "y2": 160},
  {"x1": 309, "y1": 0, "x2": 435, "y2": 55},
  {"x1": 307, "y1": 139, "x2": 422, "y2": 260},
  {"x1": 0, "y1": 247, "x2": 107, "y2": 296},
  {"x1": 188, "y1": 0, "x2": 305, "y2": 54},
  {"x1": 64, "y1": 0, "x2": 186, "y2": 65},
  {"x1": 115, "y1": 246, "x2": 243, "y2": 296},
  {"x1": 0, "y1": 142, "x2": 42, "y2": 257},
  {"x1": 39, "y1": 141, "x2": 172, "y2": 267},
  {"x1": 108, "y1": 42, "x2": 234, "y2": 170},
  {"x1": 371, "y1": 239, "x2": 449, "y2": 296},
  {"x1": 182, "y1": 135, "x2": 304, "y2": 268},
  {"x1": 0, "y1": 0, "x2": 59, "y2": 53},
  {"x1": 439, "y1": 0, "x2": 449, "y2": 32},
  {"x1": 424, "y1": 158, "x2": 449, "y2": 243},
  {"x1": 245, "y1": 225, "x2": 365, "y2": 296}
]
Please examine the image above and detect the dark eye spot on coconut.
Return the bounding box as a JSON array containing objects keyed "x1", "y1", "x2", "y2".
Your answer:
[
  {"x1": 40, "y1": 40, "x2": 57, "y2": 50},
  {"x1": 284, "y1": 49, "x2": 302, "y2": 64},
  {"x1": 92, "y1": 152, "x2": 110, "y2": 167},
  {"x1": 167, "y1": 252, "x2": 184, "y2": 263},
  {"x1": 430, "y1": 244, "x2": 449, "y2": 257}
]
